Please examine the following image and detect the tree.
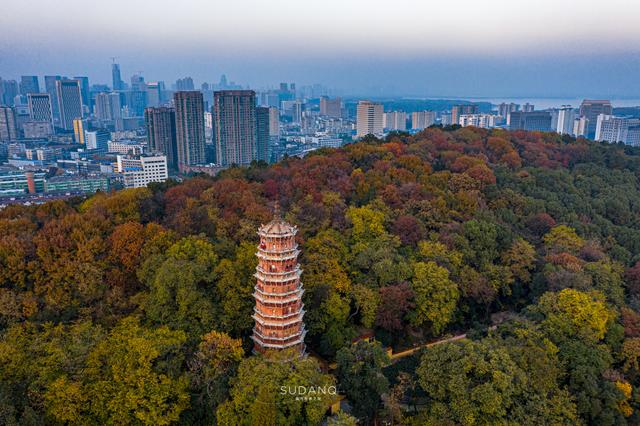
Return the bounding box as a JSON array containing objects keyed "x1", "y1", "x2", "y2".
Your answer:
[
  {"x1": 142, "y1": 236, "x2": 219, "y2": 338},
  {"x1": 217, "y1": 349, "x2": 336, "y2": 426},
  {"x1": 543, "y1": 225, "x2": 585, "y2": 255},
  {"x1": 533, "y1": 289, "x2": 614, "y2": 343},
  {"x1": 214, "y1": 242, "x2": 258, "y2": 337},
  {"x1": 186, "y1": 330, "x2": 244, "y2": 424},
  {"x1": 336, "y1": 340, "x2": 390, "y2": 422},
  {"x1": 410, "y1": 261, "x2": 459, "y2": 334},
  {"x1": 375, "y1": 283, "x2": 415, "y2": 333},
  {"x1": 83, "y1": 317, "x2": 190, "y2": 425},
  {"x1": 501, "y1": 238, "x2": 536, "y2": 284}
]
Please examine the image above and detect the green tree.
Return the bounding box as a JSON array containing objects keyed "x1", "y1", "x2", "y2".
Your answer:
[
  {"x1": 410, "y1": 261, "x2": 459, "y2": 334},
  {"x1": 217, "y1": 349, "x2": 336, "y2": 426},
  {"x1": 336, "y1": 340, "x2": 390, "y2": 422}
]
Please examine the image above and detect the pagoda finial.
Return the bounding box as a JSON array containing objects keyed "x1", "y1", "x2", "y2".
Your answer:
[{"x1": 273, "y1": 200, "x2": 281, "y2": 220}]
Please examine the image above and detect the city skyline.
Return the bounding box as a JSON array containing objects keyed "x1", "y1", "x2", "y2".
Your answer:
[{"x1": 1, "y1": 0, "x2": 639, "y2": 97}]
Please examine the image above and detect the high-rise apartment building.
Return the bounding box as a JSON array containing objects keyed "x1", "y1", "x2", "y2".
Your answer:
[
  {"x1": 20, "y1": 76, "x2": 40, "y2": 95},
  {"x1": 383, "y1": 111, "x2": 407, "y2": 131},
  {"x1": 356, "y1": 100, "x2": 383, "y2": 138},
  {"x1": 509, "y1": 111, "x2": 552, "y2": 132},
  {"x1": 252, "y1": 213, "x2": 306, "y2": 355},
  {"x1": 256, "y1": 106, "x2": 270, "y2": 163},
  {"x1": 27, "y1": 93, "x2": 53, "y2": 123},
  {"x1": 579, "y1": 100, "x2": 612, "y2": 138},
  {"x1": 411, "y1": 110, "x2": 436, "y2": 130},
  {"x1": 268, "y1": 107, "x2": 279, "y2": 137},
  {"x1": 213, "y1": 90, "x2": 257, "y2": 166},
  {"x1": 551, "y1": 106, "x2": 576, "y2": 135},
  {"x1": 174, "y1": 91, "x2": 206, "y2": 169},
  {"x1": 320, "y1": 96, "x2": 342, "y2": 118},
  {"x1": 56, "y1": 79, "x2": 83, "y2": 131},
  {"x1": 0, "y1": 107, "x2": 17, "y2": 141},
  {"x1": 451, "y1": 104, "x2": 479, "y2": 125},
  {"x1": 145, "y1": 107, "x2": 178, "y2": 170},
  {"x1": 573, "y1": 116, "x2": 589, "y2": 137},
  {"x1": 522, "y1": 103, "x2": 535, "y2": 112}
]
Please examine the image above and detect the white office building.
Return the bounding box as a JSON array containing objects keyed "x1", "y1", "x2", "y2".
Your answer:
[
  {"x1": 595, "y1": 115, "x2": 640, "y2": 146},
  {"x1": 116, "y1": 154, "x2": 168, "y2": 188}
]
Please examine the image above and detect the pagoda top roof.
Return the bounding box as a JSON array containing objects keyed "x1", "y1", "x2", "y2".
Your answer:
[{"x1": 258, "y1": 218, "x2": 297, "y2": 236}]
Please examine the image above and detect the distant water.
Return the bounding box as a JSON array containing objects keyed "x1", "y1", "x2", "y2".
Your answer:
[{"x1": 425, "y1": 97, "x2": 640, "y2": 110}]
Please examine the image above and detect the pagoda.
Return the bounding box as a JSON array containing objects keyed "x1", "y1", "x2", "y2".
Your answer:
[{"x1": 251, "y1": 210, "x2": 306, "y2": 355}]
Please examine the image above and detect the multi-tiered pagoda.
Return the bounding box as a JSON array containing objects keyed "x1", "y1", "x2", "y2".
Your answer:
[{"x1": 251, "y1": 212, "x2": 306, "y2": 355}]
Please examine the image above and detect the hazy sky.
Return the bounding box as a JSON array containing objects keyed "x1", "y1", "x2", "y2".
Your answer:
[{"x1": 1, "y1": 0, "x2": 639, "y2": 97}]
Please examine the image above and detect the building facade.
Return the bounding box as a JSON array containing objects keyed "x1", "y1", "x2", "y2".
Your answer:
[
  {"x1": 174, "y1": 91, "x2": 206, "y2": 169},
  {"x1": 411, "y1": 110, "x2": 436, "y2": 130},
  {"x1": 383, "y1": 111, "x2": 407, "y2": 131},
  {"x1": 356, "y1": 100, "x2": 383, "y2": 138},
  {"x1": 252, "y1": 214, "x2": 306, "y2": 355},
  {"x1": 27, "y1": 93, "x2": 53, "y2": 124},
  {"x1": 213, "y1": 90, "x2": 257, "y2": 166},
  {"x1": 116, "y1": 154, "x2": 168, "y2": 188},
  {"x1": 579, "y1": 100, "x2": 613, "y2": 138},
  {"x1": 56, "y1": 79, "x2": 83, "y2": 131},
  {"x1": 0, "y1": 106, "x2": 18, "y2": 141},
  {"x1": 508, "y1": 111, "x2": 552, "y2": 132},
  {"x1": 320, "y1": 96, "x2": 342, "y2": 118},
  {"x1": 256, "y1": 106, "x2": 270, "y2": 163}
]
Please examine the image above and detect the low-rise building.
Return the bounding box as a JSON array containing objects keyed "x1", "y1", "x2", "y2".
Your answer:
[{"x1": 116, "y1": 154, "x2": 168, "y2": 188}]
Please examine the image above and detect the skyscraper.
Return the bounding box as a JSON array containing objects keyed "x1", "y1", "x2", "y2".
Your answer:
[
  {"x1": 145, "y1": 107, "x2": 178, "y2": 170},
  {"x1": 320, "y1": 96, "x2": 342, "y2": 118},
  {"x1": 1, "y1": 80, "x2": 19, "y2": 106},
  {"x1": 146, "y1": 82, "x2": 161, "y2": 108},
  {"x1": 73, "y1": 76, "x2": 90, "y2": 109},
  {"x1": 175, "y1": 77, "x2": 194, "y2": 91},
  {"x1": 356, "y1": 100, "x2": 383, "y2": 138},
  {"x1": 95, "y1": 92, "x2": 122, "y2": 122},
  {"x1": 112, "y1": 63, "x2": 124, "y2": 91},
  {"x1": 174, "y1": 91, "x2": 206, "y2": 169},
  {"x1": 252, "y1": 212, "x2": 306, "y2": 355},
  {"x1": 256, "y1": 106, "x2": 270, "y2": 163},
  {"x1": 55, "y1": 79, "x2": 83, "y2": 131},
  {"x1": 44, "y1": 75, "x2": 61, "y2": 122},
  {"x1": 579, "y1": 100, "x2": 613, "y2": 138},
  {"x1": 213, "y1": 90, "x2": 257, "y2": 166},
  {"x1": 20, "y1": 76, "x2": 40, "y2": 95},
  {"x1": 27, "y1": 93, "x2": 53, "y2": 124},
  {"x1": 0, "y1": 106, "x2": 17, "y2": 141}
]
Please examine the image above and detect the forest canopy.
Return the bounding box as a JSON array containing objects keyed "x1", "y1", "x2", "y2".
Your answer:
[{"x1": 2, "y1": 127, "x2": 640, "y2": 425}]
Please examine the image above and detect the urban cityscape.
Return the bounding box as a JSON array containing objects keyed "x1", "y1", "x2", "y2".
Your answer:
[
  {"x1": 1, "y1": 64, "x2": 639, "y2": 206},
  {"x1": 3, "y1": 0, "x2": 640, "y2": 425}
]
